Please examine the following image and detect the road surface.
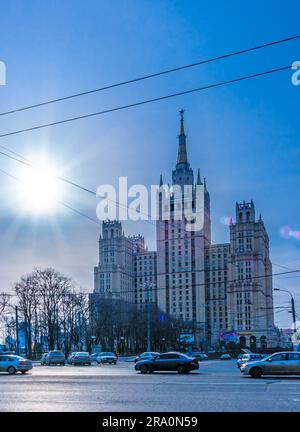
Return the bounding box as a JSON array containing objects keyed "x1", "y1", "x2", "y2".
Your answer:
[{"x1": 1, "y1": 359, "x2": 300, "y2": 411}]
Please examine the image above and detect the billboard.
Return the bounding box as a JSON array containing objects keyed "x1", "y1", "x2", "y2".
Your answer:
[
  {"x1": 179, "y1": 333, "x2": 195, "y2": 344},
  {"x1": 219, "y1": 331, "x2": 238, "y2": 342}
]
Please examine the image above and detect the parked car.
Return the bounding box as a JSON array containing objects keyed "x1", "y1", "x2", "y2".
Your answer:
[
  {"x1": 0, "y1": 354, "x2": 33, "y2": 375},
  {"x1": 135, "y1": 352, "x2": 199, "y2": 374},
  {"x1": 72, "y1": 352, "x2": 91, "y2": 365},
  {"x1": 190, "y1": 352, "x2": 208, "y2": 361},
  {"x1": 240, "y1": 351, "x2": 300, "y2": 378},
  {"x1": 67, "y1": 352, "x2": 77, "y2": 364},
  {"x1": 90, "y1": 353, "x2": 100, "y2": 362},
  {"x1": 97, "y1": 352, "x2": 118, "y2": 364},
  {"x1": 45, "y1": 350, "x2": 65, "y2": 365},
  {"x1": 134, "y1": 352, "x2": 160, "y2": 363},
  {"x1": 220, "y1": 353, "x2": 231, "y2": 360},
  {"x1": 237, "y1": 353, "x2": 266, "y2": 368},
  {"x1": 40, "y1": 353, "x2": 49, "y2": 365}
]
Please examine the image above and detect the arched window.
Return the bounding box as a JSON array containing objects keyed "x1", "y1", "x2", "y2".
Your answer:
[
  {"x1": 239, "y1": 336, "x2": 246, "y2": 348},
  {"x1": 260, "y1": 336, "x2": 267, "y2": 349},
  {"x1": 239, "y1": 212, "x2": 243, "y2": 222},
  {"x1": 250, "y1": 335, "x2": 256, "y2": 351}
]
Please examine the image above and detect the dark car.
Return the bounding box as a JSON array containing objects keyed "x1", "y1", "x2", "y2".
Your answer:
[
  {"x1": 134, "y1": 352, "x2": 199, "y2": 374},
  {"x1": 45, "y1": 350, "x2": 65, "y2": 365},
  {"x1": 220, "y1": 353, "x2": 231, "y2": 360},
  {"x1": 134, "y1": 352, "x2": 160, "y2": 363}
]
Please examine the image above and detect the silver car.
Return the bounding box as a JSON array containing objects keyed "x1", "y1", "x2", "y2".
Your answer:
[
  {"x1": 97, "y1": 352, "x2": 117, "y2": 364},
  {"x1": 240, "y1": 351, "x2": 300, "y2": 378},
  {"x1": 72, "y1": 352, "x2": 91, "y2": 365},
  {"x1": 237, "y1": 353, "x2": 266, "y2": 368},
  {"x1": 0, "y1": 354, "x2": 33, "y2": 375}
]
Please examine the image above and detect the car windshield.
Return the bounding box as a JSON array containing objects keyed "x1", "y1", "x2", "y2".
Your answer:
[
  {"x1": 102, "y1": 352, "x2": 114, "y2": 356},
  {"x1": 77, "y1": 352, "x2": 89, "y2": 356},
  {"x1": 50, "y1": 351, "x2": 63, "y2": 355}
]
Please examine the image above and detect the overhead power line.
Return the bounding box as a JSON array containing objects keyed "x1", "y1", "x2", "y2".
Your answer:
[
  {"x1": 0, "y1": 64, "x2": 293, "y2": 139},
  {"x1": 2, "y1": 268, "x2": 300, "y2": 299},
  {"x1": 0, "y1": 34, "x2": 299, "y2": 117}
]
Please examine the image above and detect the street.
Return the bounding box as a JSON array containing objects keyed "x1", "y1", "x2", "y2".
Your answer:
[{"x1": 1, "y1": 359, "x2": 300, "y2": 412}]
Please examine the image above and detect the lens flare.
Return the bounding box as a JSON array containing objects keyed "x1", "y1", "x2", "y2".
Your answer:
[
  {"x1": 280, "y1": 226, "x2": 300, "y2": 241},
  {"x1": 220, "y1": 216, "x2": 233, "y2": 226}
]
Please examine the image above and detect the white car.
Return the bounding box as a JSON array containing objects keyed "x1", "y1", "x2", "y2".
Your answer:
[{"x1": 97, "y1": 352, "x2": 117, "y2": 364}]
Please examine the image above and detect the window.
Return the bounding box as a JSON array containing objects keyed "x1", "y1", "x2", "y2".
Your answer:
[
  {"x1": 271, "y1": 353, "x2": 288, "y2": 361},
  {"x1": 288, "y1": 353, "x2": 300, "y2": 361}
]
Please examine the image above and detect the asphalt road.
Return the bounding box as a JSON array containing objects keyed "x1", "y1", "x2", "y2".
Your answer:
[{"x1": 1, "y1": 359, "x2": 300, "y2": 412}]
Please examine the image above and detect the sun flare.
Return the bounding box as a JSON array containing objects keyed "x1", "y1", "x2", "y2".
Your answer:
[{"x1": 17, "y1": 159, "x2": 62, "y2": 214}]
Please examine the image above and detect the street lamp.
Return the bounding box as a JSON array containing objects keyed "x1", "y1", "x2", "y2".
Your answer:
[
  {"x1": 274, "y1": 288, "x2": 297, "y2": 346},
  {"x1": 143, "y1": 282, "x2": 155, "y2": 352}
]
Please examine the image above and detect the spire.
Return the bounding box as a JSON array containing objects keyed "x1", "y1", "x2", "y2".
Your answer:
[
  {"x1": 196, "y1": 168, "x2": 203, "y2": 185},
  {"x1": 179, "y1": 108, "x2": 185, "y2": 135},
  {"x1": 159, "y1": 173, "x2": 163, "y2": 186},
  {"x1": 177, "y1": 109, "x2": 188, "y2": 165}
]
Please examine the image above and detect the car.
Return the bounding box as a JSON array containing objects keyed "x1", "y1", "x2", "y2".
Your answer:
[
  {"x1": 237, "y1": 353, "x2": 266, "y2": 368},
  {"x1": 240, "y1": 351, "x2": 300, "y2": 378},
  {"x1": 134, "y1": 352, "x2": 160, "y2": 363},
  {"x1": 90, "y1": 353, "x2": 100, "y2": 362},
  {"x1": 134, "y1": 352, "x2": 199, "y2": 374},
  {"x1": 40, "y1": 353, "x2": 49, "y2": 365},
  {"x1": 0, "y1": 354, "x2": 33, "y2": 375},
  {"x1": 97, "y1": 352, "x2": 118, "y2": 364},
  {"x1": 45, "y1": 350, "x2": 65, "y2": 365},
  {"x1": 67, "y1": 352, "x2": 77, "y2": 364},
  {"x1": 72, "y1": 352, "x2": 91, "y2": 365},
  {"x1": 220, "y1": 353, "x2": 231, "y2": 360},
  {"x1": 190, "y1": 352, "x2": 208, "y2": 361}
]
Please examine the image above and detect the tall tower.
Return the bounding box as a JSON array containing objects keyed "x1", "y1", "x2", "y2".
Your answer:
[
  {"x1": 228, "y1": 201, "x2": 275, "y2": 348},
  {"x1": 156, "y1": 110, "x2": 211, "y2": 346}
]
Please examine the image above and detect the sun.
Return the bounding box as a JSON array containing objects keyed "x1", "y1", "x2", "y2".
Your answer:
[{"x1": 17, "y1": 158, "x2": 62, "y2": 214}]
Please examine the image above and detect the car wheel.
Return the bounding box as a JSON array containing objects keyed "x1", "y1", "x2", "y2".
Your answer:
[
  {"x1": 88, "y1": 363, "x2": 91, "y2": 366},
  {"x1": 114, "y1": 362, "x2": 116, "y2": 365},
  {"x1": 249, "y1": 367, "x2": 262, "y2": 378},
  {"x1": 7, "y1": 366, "x2": 16, "y2": 375},
  {"x1": 177, "y1": 365, "x2": 187, "y2": 374},
  {"x1": 140, "y1": 365, "x2": 148, "y2": 374}
]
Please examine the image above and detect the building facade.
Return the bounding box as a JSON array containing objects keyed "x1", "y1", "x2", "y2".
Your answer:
[
  {"x1": 94, "y1": 220, "x2": 157, "y2": 307},
  {"x1": 93, "y1": 111, "x2": 276, "y2": 349}
]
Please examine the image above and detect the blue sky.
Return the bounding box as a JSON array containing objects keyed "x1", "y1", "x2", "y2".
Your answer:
[{"x1": 0, "y1": 0, "x2": 300, "y2": 328}]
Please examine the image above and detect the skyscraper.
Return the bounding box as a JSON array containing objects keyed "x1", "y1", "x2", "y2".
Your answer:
[{"x1": 93, "y1": 111, "x2": 276, "y2": 349}]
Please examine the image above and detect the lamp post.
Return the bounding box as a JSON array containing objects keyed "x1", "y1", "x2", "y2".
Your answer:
[
  {"x1": 143, "y1": 282, "x2": 154, "y2": 352},
  {"x1": 274, "y1": 288, "x2": 297, "y2": 346}
]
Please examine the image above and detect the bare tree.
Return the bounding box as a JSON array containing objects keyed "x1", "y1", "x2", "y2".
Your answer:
[
  {"x1": 0, "y1": 293, "x2": 10, "y2": 317},
  {"x1": 14, "y1": 275, "x2": 39, "y2": 356}
]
